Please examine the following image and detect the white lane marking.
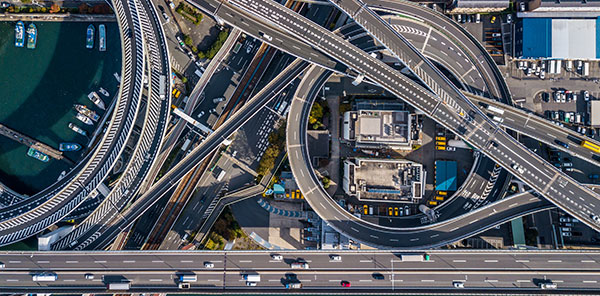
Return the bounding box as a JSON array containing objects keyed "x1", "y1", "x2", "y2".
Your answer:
[
  {"x1": 484, "y1": 260, "x2": 498, "y2": 263},
  {"x1": 360, "y1": 260, "x2": 372, "y2": 263},
  {"x1": 94, "y1": 260, "x2": 107, "y2": 264},
  {"x1": 152, "y1": 260, "x2": 164, "y2": 263},
  {"x1": 63, "y1": 279, "x2": 76, "y2": 282},
  {"x1": 516, "y1": 279, "x2": 530, "y2": 283},
  {"x1": 6, "y1": 279, "x2": 19, "y2": 282},
  {"x1": 66, "y1": 261, "x2": 78, "y2": 264},
  {"x1": 548, "y1": 260, "x2": 562, "y2": 263},
  {"x1": 485, "y1": 279, "x2": 498, "y2": 283},
  {"x1": 581, "y1": 260, "x2": 596, "y2": 263},
  {"x1": 453, "y1": 259, "x2": 466, "y2": 263},
  {"x1": 515, "y1": 260, "x2": 529, "y2": 263},
  {"x1": 123, "y1": 260, "x2": 135, "y2": 263},
  {"x1": 583, "y1": 280, "x2": 598, "y2": 283},
  {"x1": 239, "y1": 260, "x2": 252, "y2": 263},
  {"x1": 421, "y1": 279, "x2": 435, "y2": 282},
  {"x1": 180, "y1": 260, "x2": 193, "y2": 263},
  {"x1": 359, "y1": 279, "x2": 373, "y2": 282},
  {"x1": 8, "y1": 261, "x2": 20, "y2": 264},
  {"x1": 37, "y1": 261, "x2": 49, "y2": 264},
  {"x1": 149, "y1": 279, "x2": 163, "y2": 282},
  {"x1": 207, "y1": 279, "x2": 220, "y2": 282}
]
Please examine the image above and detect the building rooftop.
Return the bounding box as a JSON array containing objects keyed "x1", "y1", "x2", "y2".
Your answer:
[
  {"x1": 307, "y1": 130, "x2": 330, "y2": 167},
  {"x1": 343, "y1": 158, "x2": 423, "y2": 202},
  {"x1": 343, "y1": 110, "x2": 411, "y2": 149}
]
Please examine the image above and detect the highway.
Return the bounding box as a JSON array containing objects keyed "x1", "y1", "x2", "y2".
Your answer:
[
  {"x1": 0, "y1": 0, "x2": 148, "y2": 247},
  {"x1": 1, "y1": 250, "x2": 600, "y2": 293},
  {"x1": 216, "y1": 0, "x2": 600, "y2": 235}
]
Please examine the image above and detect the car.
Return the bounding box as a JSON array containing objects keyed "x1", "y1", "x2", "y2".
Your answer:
[
  {"x1": 492, "y1": 33, "x2": 501, "y2": 37},
  {"x1": 388, "y1": 207, "x2": 393, "y2": 216},
  {"x1": 476, "y1": 14, "x2": 481, "y2": 23},
  {"x1": 197, "y1": 111, "x2": 205, "y2": 118},
  {"x1": 1, "y1": 2, "x2": 10, "y2": 8},
  {"x1": 592, "y1": 214, "x2": 600, "y2": 223},
  {"x1": 162, "y1": 11, "x2": 170, "y2": 22},
  {"x1": 363, "y1": 205, "x2": 368, "y2": 215},
  {"x1": 158, "y1": 5, "x2": 165, "y2": 12},
  {"x1": 507, "y1": 14, "x2": 513, "y2": 23},
  {"x1": 540, "y1": 70, "x2": 545, "y2": 79},
  {"x1": 246, "y1": 43, "x2": 254, "y2": 54},
  {"x1": 204, "y1": 262, "x2": 214, "y2": 268},
  {"x1": 563, "y1": 162, "x2": 573, "y2": 167},
  {"x1": 511, "y1": 163, "x2": 525, "y2": 174},
  {"x1": 560, "y1": 217, "x2": 571, "y2": 223},
  {"x1": 341, "y1": 281, "x2": 351, "y2": 287},
  {"x1": 456, "y1": 14, "x2": 462, "y2": 23},
  {"x1": 246, "y1": 281, "x2": 257, "y2": 286},
  {"x1": 179, "y1": 282, "x2": 191, "y2": 289},
  {"x1": 562, "y1": 222, "x2": 574, "y2": 227},
  {"x1": 372, "y1": 273, "x2": 385, "y2": 280},
  {"x1": 209, "y1": 108, "x2": 217, "y2": 114},
  {"x1": 84, "y1": 273, "x2": 94, "y2": 280},
  {"x1": 564, "y1": 167, "x2": 574, "y2": 172},
  {"x1": 394, "y1": 207, "x2": 399, "y2": 216},
  {"x1": 446, "y1": 146, "x2": 456, "y2": 152},
  {"x1": 0, "y1": 262, "x2": 5, "y2": 269},
  {"x1": 272, "y1": 254, "x2": 283, "y2": 261},
  {"x1": 490, "y1": 16, "x2": 496, "y2": 23},
  {"x1": 405, "y1": 206, "x2": 410, "y2": 216},
  {"x1": 453, "y1": 281, "x2": 465, "y2": 288},
  {"x1": 540, "y1": 283, "x2": 557, "y2": 289},
  {"x1": 258, "y1": 31, "x2": 273, "y2": 41},
  {"x1": 213, "y1": 97, "x2": 225, "y2": 104},
  {"x1": 330, "y1": 255, "x2": 342, "y2": 261},
  {"x1": 562, "y1": 232, "x2": 572, "y2": 237},
  {"x1": 585, "y1": 90, "x2": 590, "y2": 101},
  {"x1": 560, "y1": 227, "x2": 572, "y2": 232}
]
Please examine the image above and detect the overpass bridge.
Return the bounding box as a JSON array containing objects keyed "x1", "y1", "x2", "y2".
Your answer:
[{"x1": 0, "y1": 250, "x2": 599, "y2": 294}]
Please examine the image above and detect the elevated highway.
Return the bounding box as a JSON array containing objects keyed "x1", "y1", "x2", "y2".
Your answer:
[
  {"x1": 218, "y1": 0, "x2": 600, "y2": 235},
  {"x1": 1, "y1": 250, "x2": 600, "y2": 293},
  {"x1": 0, "y1": 0, "x2": 147, "y2": 247}
]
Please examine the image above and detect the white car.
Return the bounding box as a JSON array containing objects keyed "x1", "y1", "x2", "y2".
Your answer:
[
  {"x1": 85, "y1": 273, "x2": 94, "y2": 280},
  {"x1": 446, "y1": 146, "x2": 456, "y2": 152},
  {"x1": 271, "y1": 254, "x2": 283, "y2": 261},
  {"x1": 330, "y1": 255, "x2": 342, "y2": 261},
  {"x1": 246, "y1": 281, "x2": 257, "y2": 286},
  {"x1": 197, "y1": 111, "x2": 205, "y2": 118},
  {"x1": 204, "y1": 262, "x2": 214, "y2": 268},
  {"x1": 0, "y1": 262, "x2": 4, "y2": 269},
  {"x1": 592, "y1": 214, "x2": 600, "y2": 223},
  {"x1": 585, "y1": 90, "x2": 590, "y2": 101},
  {"x1": 453, "y1": 281, "x2": 465, "y2": 288}
]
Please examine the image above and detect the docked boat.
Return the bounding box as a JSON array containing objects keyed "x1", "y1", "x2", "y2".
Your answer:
[
  {"x1": 26, "y1": 23, "x2": 36, "y2": 49},
  {"x1": 27, "y1": 147, "x2": 49, "y2": 162},
  {"x1": 87, "y1": 91, "x2": 106, "y2": 110},
  {"x1": 59, "y1": 143, "x2": 81, "y2": 152},
  {"x1": 68, "y1": 122, "x2": 87, "y2": 136},
  {"x1": 86, "y1": 24, "x2": 94, "y2": 49},
  {"x1": 99, "y1": 87, "x2": 109, "y2": 97},
  {"x1": 15, "y1": 21, "x2": 24, "y2": 47},
  {"x1": 75, "y1": 113, "x2": 93, "y2": 125},
  {"x1": 99, "y1": 24, "x2": 106, "y2": 51},
  {"x1": 114, "y1": 72, "x2": 121, "y2": 83},
  {"x1": 74, "y1": 104, "x2": 99, "y2": 121}
]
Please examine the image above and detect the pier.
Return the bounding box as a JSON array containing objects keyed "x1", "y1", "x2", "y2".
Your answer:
[{"x1": 0, "y1": 124, "x2": 64, "y2": 160}]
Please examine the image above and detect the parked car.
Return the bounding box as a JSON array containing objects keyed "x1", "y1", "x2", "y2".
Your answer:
[
  {"x1": 341, "y1": 281, "x2": 351, "y2": 287},
  {"x1": 271, "y1": 254, "x2": 283, "y2": 261},
  {"x1": 453, "y1": 281, "x2": 465, "y2": 288}
]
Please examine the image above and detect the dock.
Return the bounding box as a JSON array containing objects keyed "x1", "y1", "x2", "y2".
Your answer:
[{"x1": 0, "y1": 123, "x2": 64, "y2": 160}]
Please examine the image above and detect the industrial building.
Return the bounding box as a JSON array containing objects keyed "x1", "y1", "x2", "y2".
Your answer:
[
  {"x1": 435, "y1": 160, "x2": 457, "y2": 192},
  {"x1": 589, "y1": 100, "x2": 600, "y2": 127},
  {"x1": 342, "y1": 109, "x2": 412, "y2": 149},
  {"x1": 342, "y1": 158, "x2": 424, "y2": 202},
  {"x1": 517, "y1": 17, "x2": 600, "y2": 59}
]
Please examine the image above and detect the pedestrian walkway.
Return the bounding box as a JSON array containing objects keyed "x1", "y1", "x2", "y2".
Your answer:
[
  {"x1": 256, "y1": 198, "x2": 304, "y2": 218},
  {"x1": 249, "y1": 232, "x2": 285, "y2": 250}
]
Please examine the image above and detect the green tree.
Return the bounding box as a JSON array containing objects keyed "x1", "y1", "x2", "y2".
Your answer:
[
  {"x1": 309, "y1": 101, "x2": 323, "y2": 125},
  {"x1": 184, "y1": 35, "x2": 193, "y2": 47}
]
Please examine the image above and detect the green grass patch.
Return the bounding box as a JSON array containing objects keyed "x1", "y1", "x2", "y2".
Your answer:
[{"x1": 175, "y1": 2, "x2": 203, "y2": 25}]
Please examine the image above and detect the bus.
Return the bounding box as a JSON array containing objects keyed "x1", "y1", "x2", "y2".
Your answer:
[
  {"x1": 32, "y1": 273, "x2": 57, "y2": 282},
  {"x1": 159, "y1": 75, "x2": 167, "y2": 100},
  {"x1": 107, "y1": 282, "x2": 130, "y2": 290},
  {"x1": 582, "y1": 140, "x2": 600, "y2": 153},
  {"x1": 486, "y1": 105, "x2": 505, "y2": 115}
]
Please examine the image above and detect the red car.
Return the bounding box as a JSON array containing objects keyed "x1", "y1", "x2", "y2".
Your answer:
[{"x1": 341, "y1": 281, "x2": 351, "y2": 287}]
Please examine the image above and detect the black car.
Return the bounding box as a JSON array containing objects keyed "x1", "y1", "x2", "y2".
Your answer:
[
  {"x1": 372, "y1": 272, "x2": 385, "y2": 280},
  {"x1": 1, "y1": 2, "x2": 10, "y2": 8},
  {"x1": 555, "y1": 139, "x2": 569, "y2": 149}
]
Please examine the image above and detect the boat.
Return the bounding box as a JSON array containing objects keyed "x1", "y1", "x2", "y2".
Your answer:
[
  {"x1": 99, "y1": 24, "x2": 106, "y2": 51},
  {"x1": 59, "y1": 143, "x2": 81, "y2": 152},
  {"x1": 27, "y1": 147, "x2": 49, "y2": 162},
  {"x1": 86, "y1": 24, "x2": 94, "y2": 49},
  {"x1": 99, "y1": 87, "x2": 109, "y2": 97},
  {"x1": 87, "y1": 91, "x2": 106, "y2": 110},
  {"x1": 75, "y1": 113, "x2": 93, "y2": 125},
  {"x1": 15, "y1": 21, "x2": 24, "y2": 47},
  {"x1": 26, "y1": 23, "x2": 37, "y2": 49},
  {"x1": 68, "y1": 122, "x2": 87, "y2": 136},
  {"x1": 114, "y1": 72, "x2": 121, "y2": 83},
  {"x1": 74, "y1": 104, "x2": 99, "y2": 121}
]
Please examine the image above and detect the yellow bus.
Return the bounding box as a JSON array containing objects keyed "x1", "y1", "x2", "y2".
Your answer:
[
  {"x1": 435, "y1": 141, "x2": 446, "y2": 146},
  {"x1": 437, "y1": 191, "x2": 447, "y2": 196},
  {"x1": 582, "y1": 140, "x2": 600, "y2": 153},
  {"x1": 428, "y1": 200, "x2": 438, "y2": 206},
  {"x1": 435, "y1": 196, "x2": 444, "y2": 201}
]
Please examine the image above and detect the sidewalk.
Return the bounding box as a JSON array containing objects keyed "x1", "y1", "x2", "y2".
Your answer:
[{"x1": 0, "y1": 13, "x2": 115, "y2": 22}]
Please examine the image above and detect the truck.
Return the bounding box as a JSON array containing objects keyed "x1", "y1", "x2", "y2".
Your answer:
[
  {"x1": 584, "y1": 62, "x2": 590, "y2": 76},
  {"x1": 195, "y1": 69, "x2": 204, "y2": 78},
  {"x1": 179, "y1": 274, "x2": 198, "y2": 282},
  {"x1": 352, "y1": 73, "x2": 365, "y2": 86},
  {"x1": 159, "y1": 75, "x2": 166, "y2": 100},
  {"x1": 32, "y1": 273, "x2": 58, "y2": 282},
  {"x1": 242, "y1": 274, "x2": 261, "y2": 282},
  {"x1": 400, "y1": 254, "x2": 430, "y2": 262},
  {"x1": 181, "y1": 138, "x2": 191, "y2": 152},
  {"x1": 549, "y1": 60, "x2": 556, "y2": 74},
  {"x1": 556, "y1": 60, "x2": 562, "y2": 74},
  {"x1": 291, "y1": 262, "x2": 310, "y2": 269},
  {"x1": 107, "y1": 282, "x2": 130, "y2": 290}
]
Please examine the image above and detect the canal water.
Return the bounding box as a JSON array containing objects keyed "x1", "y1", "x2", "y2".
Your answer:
[{"x1": 0, "y1": 21, "x2": 121, "y2": 195}]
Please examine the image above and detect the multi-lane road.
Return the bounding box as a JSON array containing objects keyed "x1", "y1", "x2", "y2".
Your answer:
[{"x1": 2, "y1": 250, "x2": 600, "y2": 293}]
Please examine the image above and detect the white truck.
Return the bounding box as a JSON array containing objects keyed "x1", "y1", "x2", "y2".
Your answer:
[
  {"x1": 32, "y1": 273, "x2": 57, "y2": 282},
  {"x1": 107, "y1": 282, "x2": 130, "y2": 290},
  {"x1": 400, "y1": 254, "x2": 430, "y2": 262},
  {"x1": 584, "y1": 62, "x2": 590, "y2": 76},
  {"x1": 243, "y1": 274, "x2": 261, "y2": 282},
  {"x1": 486, "y1": 105, "x2": 505, "y2": 115}
]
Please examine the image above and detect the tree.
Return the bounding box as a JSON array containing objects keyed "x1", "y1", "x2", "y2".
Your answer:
[
  {"x1": 309, "y1": 101, "x2": 323, "y2": 125},
  {"x1": 322, "y1": 177, "x2": 331, "y2": 189},
  {"x1": 49, "y1": 3, "x2": 60, "y2": 13},
  {"x1": 184, "y1": 35, "x2": 193, "y2": 47}
]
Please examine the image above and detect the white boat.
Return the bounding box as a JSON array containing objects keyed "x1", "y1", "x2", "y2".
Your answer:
[
  {"x1": 99, "y1": 87, "x2": 109, "y2": 97},
  {"x1": 87, "y1": 91, "x2": 106, "y2": 110},
  {"x1": 114, "y1": 72, "x2": 121, "y2": 83},
  {"x1": 75, "y1": 113, "x2": 93, "y2": 125}
]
